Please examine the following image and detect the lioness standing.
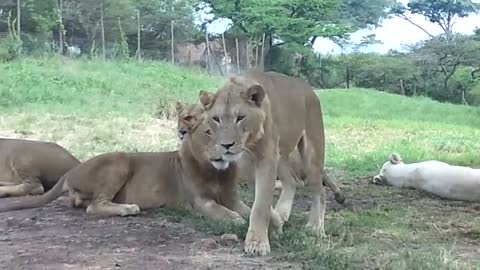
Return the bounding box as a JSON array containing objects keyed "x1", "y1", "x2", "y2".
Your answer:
[
  {"x1": 199, "y1": 71, "x2": 329, "y2": 256},
  {"x1": 0, "y1": 138, "x2": 80, "y2": 197}
]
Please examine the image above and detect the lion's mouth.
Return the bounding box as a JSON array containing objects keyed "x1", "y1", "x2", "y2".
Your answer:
[
  {"x1": 210, "y1": 158, "x2": 230, "y2": 170},
  {"x1": 222, "y1": 152, "x2": 241, "y2": 162}
]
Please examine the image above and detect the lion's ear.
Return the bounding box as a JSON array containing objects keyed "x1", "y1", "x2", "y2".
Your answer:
[
  {"x1": 243, "y1": 84, "x2": 265, "y2": 107},
  {"x1": 175, "y1": 101, "x2": 184, "y2": 113},
  {"x1": 199, "y1": 90, "x2": 215, "y2": 109},
  {"x1": 389, "y1": 153, "x2": 402, "y2": 164}
]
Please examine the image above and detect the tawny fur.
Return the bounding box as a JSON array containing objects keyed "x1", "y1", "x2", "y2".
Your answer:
[
  {"x1": 0, "y1": 117, "x2": 283, "y2": 229},
  {"x1": 0, "y1": 138, "x2": 80, "y2": 198},
  {"x1": 199, "y1": 71, "x2": 331, "y2": 256},
  {"x1": 176, "y1": 102, "x2": 345, "y2": 204}
]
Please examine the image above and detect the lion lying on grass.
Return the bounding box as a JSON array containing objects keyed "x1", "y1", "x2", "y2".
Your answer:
[
  {"x1": 0, "y1": 112, "x2": 283, "y2": 229},
  {"x1": 176, "y1": 101, "x2": 345, "y2": 204},
  {"x1": 373, "y1": 153, "x2": 480, "y2": 201},
  {"x1": 0, "y1": 138, "x2": 80, "y2": 198}
]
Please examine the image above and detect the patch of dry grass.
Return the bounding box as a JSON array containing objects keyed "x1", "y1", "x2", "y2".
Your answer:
[{"x1": 0, "y1": 113, "x2": 178, "y2": 160}]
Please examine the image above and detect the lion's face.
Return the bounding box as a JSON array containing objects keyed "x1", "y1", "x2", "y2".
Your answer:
[
  {"x1": 372, "y1": 153, "x2": 403, "y2": 185},
  {"x1": 176, "y1": 102, "x2": 205, "y2": 140},
  {"x1": 198, "y1": 77, "x2": 267, "y2": 170}
]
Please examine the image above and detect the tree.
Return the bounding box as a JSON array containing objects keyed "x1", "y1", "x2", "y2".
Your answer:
[
  {"x1": 409, "y1": 33, "x2": 480, "y2": 103},
  {"x1": 393, "y1": 0, "x2": 480, "y2": 37},
  {"x1": 201, "y1": 0, "x2": 393, "y2": 80},
  {"x1": 132, "y1": 0, "x2": 201, "y2": 59}
]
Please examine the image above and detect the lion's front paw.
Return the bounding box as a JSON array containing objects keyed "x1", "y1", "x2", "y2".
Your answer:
[
  {"x1": 244, "y1": 230, "x2": 270, "y2": 256},
  {"x1": 121, "y1": 204, "x2": 140, "y2": 216}
]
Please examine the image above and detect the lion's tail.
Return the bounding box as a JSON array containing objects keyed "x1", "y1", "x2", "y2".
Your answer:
[
  {"x1": 0, "y1": 175, "x2": 68, "y2": 212},
  {"x1": 322, "y1": 173, "x2": 345, "y2": 204}
]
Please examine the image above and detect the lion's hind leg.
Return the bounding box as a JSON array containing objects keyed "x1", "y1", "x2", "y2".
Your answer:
[
  {"x1": 82, "y1": 152, "x2": 139, "y2": 217},
  {"x1": 0, "y1": 177, "x2": 44, "y2": 198},
  {"x1": 303, "y1": 96, "x2": 327, "y2": 237}
]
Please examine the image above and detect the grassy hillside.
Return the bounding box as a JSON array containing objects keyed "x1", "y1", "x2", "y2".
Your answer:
[
  {"x1": 1, "y1": 58, "x2": 479, "y2": 174},
  {"x1": 2, "y1": 58, "x2": 480, "y2": 269},
  {"x1": 0, "y1": 57, "x2": 219, "y2": 117},
  {"x1": 321, "y1": 89, "x2": 480, "y2": 174}
]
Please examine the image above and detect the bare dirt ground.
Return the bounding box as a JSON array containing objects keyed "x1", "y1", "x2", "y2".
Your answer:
[
  {"x1": 2, "y1": 173, "x2": 480, "y2": 269},
  {"x1": 0, "y1": 194, "x2": 305, "y2": 270}
]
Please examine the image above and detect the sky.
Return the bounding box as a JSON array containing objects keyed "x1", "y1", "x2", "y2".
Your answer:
[{"x1": 201, "y1": 0, "x2": 480, "y2": 54}]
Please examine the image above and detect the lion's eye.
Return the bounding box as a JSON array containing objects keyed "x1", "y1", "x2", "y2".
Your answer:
[
  {"x1": 183, "y1": 115, "x2": 193, "y2": 121},
  {"x1": 205, "y1": 129, "x2": 212, "y2": 136},
  {"x1": 236, "y1": 115, "x2": 245, "y2": 123},
  {"x1": 212, "y1": 116, "x2": 220, "y2": 123}
]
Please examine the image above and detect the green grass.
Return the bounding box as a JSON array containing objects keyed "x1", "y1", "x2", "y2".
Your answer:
[
  {"x1": 0, "y1": 57, "x2": 219, "y2": 117},
  {"x1": 320, "y1": 89, "x2": 480, "y2": 175},
  {"x1": 1, "y1": 58, "x2": 480, "y2": 269}
]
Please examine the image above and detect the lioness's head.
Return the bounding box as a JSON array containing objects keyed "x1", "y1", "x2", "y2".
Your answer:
[
  {"x1": 372, "y1": 153, "x2": 403, "y2": 184},
  {"x1": 176, "y1": 101, "x2": 205, "y2": 140},
  {"x1": 198, "y1": 76, "x2": 267, "y2": 170},
  {"x1": 181, "y1": 111, "x2": 233, "y2": 171}
]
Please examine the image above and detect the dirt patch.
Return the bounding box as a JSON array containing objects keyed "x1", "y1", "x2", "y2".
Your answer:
[{"x1": 0, "y1": 197, "x2": 300, "y2": 270}]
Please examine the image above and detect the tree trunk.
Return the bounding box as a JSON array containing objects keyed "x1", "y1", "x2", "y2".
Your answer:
[
  {"x1": 137, "y1": 10, "x2": 141, "y2": 60},
  {"x1": 221, "y1": 32, "x2": 228, "y2": 74},
  {"x1": 235, "y1": 38, "x2": 240, "y2": 73},
  {"x1": 346, "y1": 65, "x2": 350, "y2": 89},
  {"x1": 462, "y1": 90, "x2": 469, "y2": 106},
  {"x1": 260, "y1": 33, "x2": 265, "y2": 71},
  {"x1": 245, "y1": 39, "x2": 250, "y2": 69},
  {"x1": 100, "y1": 0, "x2": 106, "y2": 59},
  {"x1": 171, "y1": 20, "x2": 175, "y2": 63},
  {"x1": 254, "y1": 45, "x2": 258, "y2": 68},
  {"x1": 16, "y1": 0, "x2": 21, "y2": 43},
  {"x1": 399, "y1": 79, "x2": 405, "y2": 95},
  {"x1": 205, "y1": 31, "x2": 210, "y2": 73},
  {"x1": 57, "y1": 0, "x2": 63, "y2": 55}
]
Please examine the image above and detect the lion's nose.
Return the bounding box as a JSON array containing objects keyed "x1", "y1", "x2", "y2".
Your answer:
[{"x1": 221, "y1": 142, "x2": 235, "y2": 150}]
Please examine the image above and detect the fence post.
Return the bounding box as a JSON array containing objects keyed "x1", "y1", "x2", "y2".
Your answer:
[
  {"x1": 205, "y1": 31, "x2": 210, "y2": 73},
  {"x1": 235, "y1": 38, "x2": 240, "y2": 73},
  {"x1": 254, "y1": 42, "x2": 258, "y2": 68},
  {"x1": 57, "y1": 0, "x2": 63, "y2": 55},
  {"x1": 245, "y1": 39, "x2": 250, "y2": 69},
  {"x1": 346, "y1": 65, "x2": 350, "y2": 89},
  {"x1": 221, "y1": 32, "x2": 228, "y2": 74},
  {"x1": 16, "y1": 0, "x2": 21, "y2": 43},
  {"x1": 171, "y1": 20, "x2": 175, "y2": 64},
  {"x1": 100, "y1": 0, "x2": 106, "y2": 59},
  {"x1": 260, "y1": 33, "x2": 265, "y2": 71},
  {"x1": 137, "y1": 10, "x2": 141, "y2": 60}
]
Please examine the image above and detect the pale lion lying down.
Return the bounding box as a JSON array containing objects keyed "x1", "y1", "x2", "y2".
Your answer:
[{"x1": 373, "y1": 153, "x2": 480, "y2": 201}]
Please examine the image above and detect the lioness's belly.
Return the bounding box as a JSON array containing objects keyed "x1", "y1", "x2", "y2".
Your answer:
[{"x1": 113, "y1": 173, "x2": 182, "y2": 209}]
